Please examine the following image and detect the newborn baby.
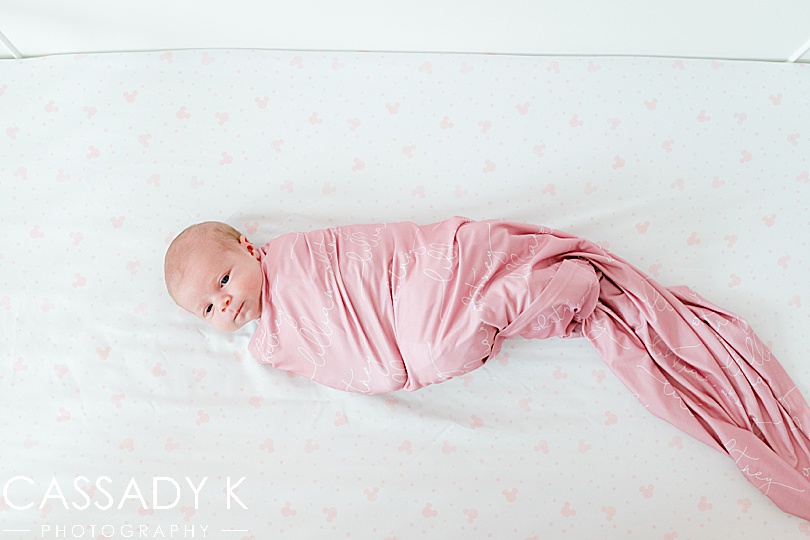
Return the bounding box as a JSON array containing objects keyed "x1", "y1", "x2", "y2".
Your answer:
[
  {"x1": 165, "y1": 221, "x2": 263, "y2": 333},
  {"x1": 164, "y1": 217, "x2": 810, "y2": 520}
]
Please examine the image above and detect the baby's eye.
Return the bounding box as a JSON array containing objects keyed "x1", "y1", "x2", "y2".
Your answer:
[
  {"x1": 220, "y1": 274, "x2": 229, "y2": 286},
  {"x1": 205, "y1": 304, "x2": 213, "y2": 315}
]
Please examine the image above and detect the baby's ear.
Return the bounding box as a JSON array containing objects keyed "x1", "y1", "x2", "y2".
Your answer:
[{"x1": 240, "y1": 236, "x2": 260, "y2": 260}]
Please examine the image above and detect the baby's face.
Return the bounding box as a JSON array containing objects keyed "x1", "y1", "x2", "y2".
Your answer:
[{"x1": 172, "y1": 236, "x2": 263, "y2": 332}]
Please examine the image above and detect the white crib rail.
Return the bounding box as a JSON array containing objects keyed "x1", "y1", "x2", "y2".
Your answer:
[{"x1": 0, "y1": 26, "x2": 22, "y2": 58}]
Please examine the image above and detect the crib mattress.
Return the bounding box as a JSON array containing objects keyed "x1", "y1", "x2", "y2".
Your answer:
[{"x1": 0, "y1": 50, "x2": 808, "y2": 539}]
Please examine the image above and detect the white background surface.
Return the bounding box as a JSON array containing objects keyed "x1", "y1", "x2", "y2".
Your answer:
[
  {"x1": 1, "y1": 0, "x2": 809, "y2": 61},
  {"x1": 0, "y1": 49, "x2": 808, "y2": 538}
]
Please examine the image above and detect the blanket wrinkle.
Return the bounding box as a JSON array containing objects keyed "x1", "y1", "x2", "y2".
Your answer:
[{"x1": 248, "y1": 216, "x2": 810, "y2": 519}]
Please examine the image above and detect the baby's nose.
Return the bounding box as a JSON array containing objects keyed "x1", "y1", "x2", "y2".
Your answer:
[{"x1": 219, "y1": 296, "x2": 231, "y2": 311}]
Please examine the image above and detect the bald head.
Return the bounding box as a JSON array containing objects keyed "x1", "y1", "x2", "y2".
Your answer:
[{"x1": 164, "y1": 221, "x2": 243, "y2": 303}]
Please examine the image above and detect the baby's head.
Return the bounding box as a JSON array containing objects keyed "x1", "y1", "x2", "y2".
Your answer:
[{"x1": 164, "y1": 221, "x2": 263, "y2": 332}]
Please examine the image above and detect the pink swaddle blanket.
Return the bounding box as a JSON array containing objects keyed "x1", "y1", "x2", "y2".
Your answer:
[{"x1": 248, "y1": 217, "x2": 810, "y2": 519}]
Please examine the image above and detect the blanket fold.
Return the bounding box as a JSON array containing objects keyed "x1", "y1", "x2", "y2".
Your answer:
[{"x1": 249, "y1": 217, "x2": 810, "y2": 519}]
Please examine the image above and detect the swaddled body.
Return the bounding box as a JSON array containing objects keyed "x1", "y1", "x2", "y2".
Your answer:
[
  {"x1": 247, "y1": 216, "x2": 810, "y2": 520},
  {"x1": 248, "y1": 217, "x2": 596, "y2": 393}
]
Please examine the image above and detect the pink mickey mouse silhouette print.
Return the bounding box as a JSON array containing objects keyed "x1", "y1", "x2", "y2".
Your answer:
[
  {"x1": 601, "y1": 506, "x2": 616, "y2": 521},
  {"x1": 248, "y1": 396, "x2": 263, "y2": 409},
  {"x1": 561, "y1": 502, "x2": 576, "y2": 517},
  {"x1": 737, "y1": 498, "x2": 752, "y2": 513},
  {"x1": 23, "y1": 435, "x2": 39, "y2": 449},
  {"x1": 534, "y1": 440, "x2": 549, "y2": 454},
  {"x1": 518, "y1": 397, "x2": 532, "y2": 411},
  {"x1": 259, "y1": 439, "x2": 274, "y2": 452},
  {"x1": 281, "y1": 502, "x2": 296, "y2": 517},
  {"x1": 150, "y1": 363, "x2": 167, "y2": 377},
  {"x1": 578, "y1": 440, "x2": 592, "y2": 453},
  {"x1": 165, "y1": 438, "x2": 181, "y2": 452},
  {"x1": 364, "y1": 487, "x2": 379, "y2": 501},
  {"x1": 111, "y1": 393, "x2": 124, "y2": 408},
  {"x1": 181, "y1": 506, "x2": 196, "y2": 521}
]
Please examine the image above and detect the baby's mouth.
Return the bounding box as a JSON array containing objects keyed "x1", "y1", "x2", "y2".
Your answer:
[{"x1": 233, "y1": 302, "x2": 243, "y2": 321}]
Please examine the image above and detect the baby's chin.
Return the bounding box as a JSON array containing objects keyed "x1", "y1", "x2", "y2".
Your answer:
[{"x1": 222, "y1": 314, "x2": 260, "y2": 333}]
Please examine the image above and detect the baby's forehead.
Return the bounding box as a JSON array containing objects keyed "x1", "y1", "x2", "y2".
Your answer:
[{"x1": 168, "y1": 235, "x2": 220, "y2": 286}]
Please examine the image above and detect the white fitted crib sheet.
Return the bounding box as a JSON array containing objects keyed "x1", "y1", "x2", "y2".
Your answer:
[{"x1": 0, "y1": 50, "x2": 808, "y2": 539}]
